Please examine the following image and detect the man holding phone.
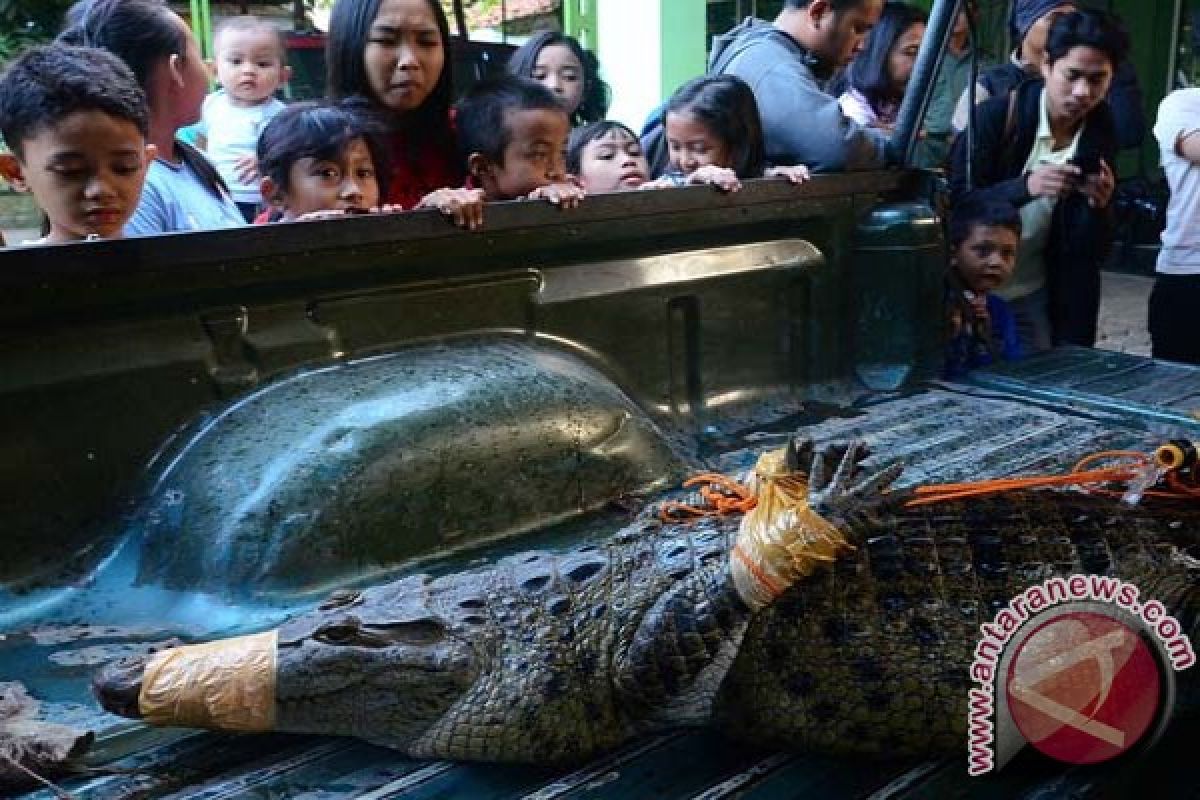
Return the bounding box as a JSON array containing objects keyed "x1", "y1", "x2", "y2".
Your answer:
[{"x1": 948, "y1": 9, "x2": 1127, "y2": 351}]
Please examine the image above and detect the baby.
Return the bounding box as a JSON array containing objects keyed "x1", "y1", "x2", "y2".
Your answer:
[
  {"x1": 0, "y1": 44, "x2": 154, "y2": 245},
  {"x1": 198, "y1": 16, "x2": 290, "y2": 221}
]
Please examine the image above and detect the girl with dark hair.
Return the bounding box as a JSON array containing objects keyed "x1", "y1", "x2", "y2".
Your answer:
[
  {"x1": 59, "y1": 0, "x2": 245, "y2": 234},
  {"x1": 835, "y1": 1, "x2": 926, "y2": 131},
  {"x1": 507, "y1": 31, "x2": 609, "y2": 126},
  {"x1": 567, "y1": 121, "x2": 648, "y2": 192},
  {"x1": 326, "y1": 0, "x2": 480, "y2": 220},
  {"x1": 255, "y1": 102, "x2": 384, "y2": 222},
  {"x1": 645, "y1": 75, "x2": 810, "y2": 192}
]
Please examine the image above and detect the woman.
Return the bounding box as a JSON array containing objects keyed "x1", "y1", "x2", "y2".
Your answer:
[
  {"x1": 326, "y1": 0, "x2": 465, "y2": 210},
  {"x1": 59, "y1": 0, "x2": 244, "y2": 235},
  {"x1": 834, "y1": 1, "x2": 927, "y2": 131},
  {"x1": 507, "y1": 31, "x2": 609, "y2": 127}
]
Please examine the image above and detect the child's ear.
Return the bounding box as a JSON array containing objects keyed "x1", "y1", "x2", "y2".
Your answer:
[
  {"x1": 281, "y1": 65, "x2": 293, "y2": 84},
  {"x1": 0, "y1": 153, "x2": 28, "y2": 192},
  {"x1": 808, "y1": 0, "x2": 831, "y2": 28},
  {"x1": 144, "y1": 143, "x2": 158, "y2": 164},
  {"x1": 467, "y1": 153, "x2": 492, "y2": 180},
  {"x1": 206, "y1": 58, "x2": 218, "y2": 80}
]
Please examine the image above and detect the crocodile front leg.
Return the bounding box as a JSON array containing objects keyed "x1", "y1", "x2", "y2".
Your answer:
[{"x1": 614, "y1": 442, "x2": 903, "y2": 724}]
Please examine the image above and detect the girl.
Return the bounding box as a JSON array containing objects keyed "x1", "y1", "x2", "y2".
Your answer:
[
  {"x1": 567, "y1": 121, "x2": 648, "y2": 193},
  {"x1": 59, "y1": 0, "x2": 244, "y2": 235},
  {"x1": 256, "y1": 102, "x2": 384, "y2": 222},
  {"x1": 507, "y1": 31, "x2": 610, "y2": 126},
  {"x1": 647, "y1": 75, "x2": 810, "y2": 192},
  {"x1": 835, "y1": 1, "x2": 927, "y2": 131},
  {"x1": 327, "y1": 0, "x2": 481, "y2": 223}
]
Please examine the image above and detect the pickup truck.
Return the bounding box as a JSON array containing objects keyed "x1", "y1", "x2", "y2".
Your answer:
[{"x1": 2, "y1": 2, "x2": 1197, "y2": 797}]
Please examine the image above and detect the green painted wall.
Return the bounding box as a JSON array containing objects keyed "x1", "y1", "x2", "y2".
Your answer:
[
  {"x1": 659, "y1": 1, "x2": 708, "y2": 98},
  {"x1": 563, "y1": 0, "x2": 598, "y2": 52}
]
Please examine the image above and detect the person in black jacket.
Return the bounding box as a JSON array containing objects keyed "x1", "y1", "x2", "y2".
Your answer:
[
  {"x1": 952, "y1": 0, "x2": 1143, "y2": 151},
  {"x1": 948, "y1": 9, "x2": 1129, "y2": 350}
]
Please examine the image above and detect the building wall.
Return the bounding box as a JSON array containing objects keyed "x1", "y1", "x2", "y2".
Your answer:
[{"x1": 593, "y1": 0, "x2": 706, "y2": 131}]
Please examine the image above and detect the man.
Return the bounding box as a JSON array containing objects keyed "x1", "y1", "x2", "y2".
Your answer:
[
  {"x1": 948, "y1": 9, "x2": 1127, "y2": 352},
  {"x1": 1149, "y1": 89, "x2": 1200, "y2": 365},
  {"x1": 952, "y1": 0, "x2": 1143, "y2": 150},
  {"x1": 919, "y1": 8, "x2": 975, "y2": 167},
  {"x1": 708, "y1": 0, "x2": 887, "y2": 172}
]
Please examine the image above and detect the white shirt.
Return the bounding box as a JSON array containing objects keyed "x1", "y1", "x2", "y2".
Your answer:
[
  {"x1": 200, "y1": 89, "x2": 286, "y2": 204},
  {"x1": 1001, "y1": 89, "x2": 1083, "y2": 300},
  {"x1": 1154, "y1": 89, "x2": 1200, "y2": 275}
]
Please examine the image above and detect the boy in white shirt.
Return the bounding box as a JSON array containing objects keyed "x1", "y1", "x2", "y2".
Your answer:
[{"x1": 197, "y1": 16, "x2": 290, "y2": 221}]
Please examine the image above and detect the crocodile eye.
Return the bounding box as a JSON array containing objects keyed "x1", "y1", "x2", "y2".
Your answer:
[
  {"x1": 312, "y1": 617, "x2": 447, "y2": 648},
  {"x1": 318, "y1": 589, "x2": 363, "y2": 611},
  {"x1": 313, "y1": 616, "x2": 365, "y2": 646}
]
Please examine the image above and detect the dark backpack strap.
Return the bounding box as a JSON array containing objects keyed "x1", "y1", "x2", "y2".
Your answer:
[{"x1": 1003, "y1": 89, "x2": 1018, "y2": 143}]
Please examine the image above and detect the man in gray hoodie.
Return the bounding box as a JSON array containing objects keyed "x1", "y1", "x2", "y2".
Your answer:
[{"x1": 709, "y1": 0, "x2": 887, "y2": 172}]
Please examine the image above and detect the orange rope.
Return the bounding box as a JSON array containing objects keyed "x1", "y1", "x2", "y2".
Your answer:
[
  {"x1": 660, "y1": 448, "x2": 1200, "y2": 521},
  {"x1": 658, "y1": 473, "x2": 757, "y2": 521},
  {"x1": 905, "y1": 449, "x2": 1199, "y2": 508}
]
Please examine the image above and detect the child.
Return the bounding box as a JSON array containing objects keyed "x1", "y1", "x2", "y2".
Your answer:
[
  {"x1": 507, "y1": 31, "x2": 610, "y2": 126},
  {"x1": 456, "y1": 76, "x2": 585, "y2": 207},
  {"x1": 198, "y1": 16, "x2": 290, "y2": 222},
  {"x1": 944, "y1": 191, "x2": 1023, "y2": 378},
  {"x1": 59, "y1": 0, "x2": 244, "y2": 235},
  {"x1": 0, "y1": 44, "x2": 155, "y2": 245},
  {"x1": 256, "y1": 102, "x2": 383, "y2": 222},
  {"x1": 646, "y1": 75, "x2": 810, "y2": 192},
  {"x1": 567, "y1": 121, "x2": 648, "y2": 193},
  {"x1": 257, "y1": 102, "x2": 485, "y2": 229}
]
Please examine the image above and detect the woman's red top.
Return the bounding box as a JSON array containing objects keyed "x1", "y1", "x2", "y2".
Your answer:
[{"x1": 383, "y1": 120, "x2": 464, "y2": 209}]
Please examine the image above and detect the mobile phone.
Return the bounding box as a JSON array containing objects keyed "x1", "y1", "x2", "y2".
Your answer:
[{"x1": 1069, "y1": 152, "x2": 1102, "y2": 176}]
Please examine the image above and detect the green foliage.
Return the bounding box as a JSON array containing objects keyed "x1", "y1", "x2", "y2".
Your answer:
[{"x1": 0, "y1": 0, "x2": 73, "y2": 62}]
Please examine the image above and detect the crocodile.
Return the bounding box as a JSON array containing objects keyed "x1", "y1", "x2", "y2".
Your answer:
[{"x1": 92, "y1": 441, "x2": 1200, "y2": 765}]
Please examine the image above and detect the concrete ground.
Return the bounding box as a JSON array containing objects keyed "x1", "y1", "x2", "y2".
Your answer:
[
  {"x1": 2, "y1": 218, "x2": 1155, "y2": 357},
  {"x1": 1095, "y1": 271, "x2": 1153, "y2": 357}
]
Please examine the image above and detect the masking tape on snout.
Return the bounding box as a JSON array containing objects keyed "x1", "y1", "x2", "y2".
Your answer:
[{"x1": 138, "y1": 629, "x2": 278, "y2": 732}]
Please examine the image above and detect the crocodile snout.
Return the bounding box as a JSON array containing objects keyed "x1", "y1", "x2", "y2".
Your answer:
[{"x1": 92, "y1": 655, "x2": 148, "y2": 719}]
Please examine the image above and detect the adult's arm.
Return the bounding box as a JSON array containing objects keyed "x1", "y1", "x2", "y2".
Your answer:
[
  {"x1": 752, "y1": 64, "x2": 887, "y2": 172},
  {"x1": 1156, "y1": 92, "x2": 1200, "y2": 165}
]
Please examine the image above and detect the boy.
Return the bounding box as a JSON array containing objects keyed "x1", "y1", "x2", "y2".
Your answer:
[
  {"x1": 198, "y1": 16, "x2": 291, "y2": 221},
  {"x1": 0, "y1": 44, "x2": 155, "y2": 245},
  {"x1": 948, "y1": 9, "x2": 1127, "y2": 351},
  {"x1": 944, "y1": 192, "x2": 1023, "y2": 378},
  {"x1": 455, "y1": 76, "x2": 584, "y2": 207}
]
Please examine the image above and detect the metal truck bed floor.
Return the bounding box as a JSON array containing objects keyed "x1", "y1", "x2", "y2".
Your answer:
[{"x1": 12, "y1": 348, "x2": 1200, "y2": 800}]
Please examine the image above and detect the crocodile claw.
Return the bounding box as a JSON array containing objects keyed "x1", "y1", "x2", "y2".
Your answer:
[{"x1": 807, "y1": 441, "x2": 903, "y2": 527}]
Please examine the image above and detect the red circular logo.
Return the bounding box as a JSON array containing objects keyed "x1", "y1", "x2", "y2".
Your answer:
[{"x1": 1005, "y1": 611, "x2": 1162, "y2": 765}]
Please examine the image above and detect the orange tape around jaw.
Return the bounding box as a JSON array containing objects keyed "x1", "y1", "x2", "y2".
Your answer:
[{"x1": 138, "y1": 629, "x2": 278, "y2": 732}]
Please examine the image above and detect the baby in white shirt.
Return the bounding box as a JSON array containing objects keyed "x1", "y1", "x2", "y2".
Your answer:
[{"x1": 197, "y1": 16, "x2": 290, "y2": 221}]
